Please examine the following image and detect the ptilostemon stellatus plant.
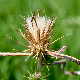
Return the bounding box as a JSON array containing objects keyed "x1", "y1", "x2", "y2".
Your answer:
[{"x1": 1, "y1": 9, "x2": 80, "y2": 79}]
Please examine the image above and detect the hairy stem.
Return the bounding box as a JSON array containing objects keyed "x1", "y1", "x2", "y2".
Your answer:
[{"x1": 46, "y1": 51, "x2": 80, "y2": 65}]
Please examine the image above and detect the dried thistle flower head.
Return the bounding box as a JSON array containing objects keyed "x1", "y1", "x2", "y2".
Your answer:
[
  {"x1": 19, "y1": 9, "x2": 80, "y2": 65},
  {"x1": 20, "y1": 9, "x2": 57, "y2": 55},
  {"x1": 5, "y1": 9, "x2": 80, "y2": 65}
]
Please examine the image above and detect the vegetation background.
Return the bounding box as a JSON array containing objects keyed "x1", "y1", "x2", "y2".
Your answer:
[{"x1": 0, "y1": 0, "x2": 80, "y2": 80}]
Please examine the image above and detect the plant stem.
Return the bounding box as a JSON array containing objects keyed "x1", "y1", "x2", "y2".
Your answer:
[
  {"x1": 37, "y1": 52, "x2": 42, "y2": 72},
  {"x1": 0, "y1": 52, "x2": 30, "y2": 56}
]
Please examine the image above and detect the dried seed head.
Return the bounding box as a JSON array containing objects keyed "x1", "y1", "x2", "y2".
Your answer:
[{"x1": 20, "y1": 9, "x2": 57, "y2": 54}]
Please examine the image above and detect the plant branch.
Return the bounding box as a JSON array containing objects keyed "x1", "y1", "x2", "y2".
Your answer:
[
  {"x1": 46, "y1": 51, "x2": 80, "y2": 65},
  {"x1": 50, "y1": 60, "x2": 80, "y2": 75},
  {"x1": 0, "y1": 52, "x2": 30, "y2": 56}
]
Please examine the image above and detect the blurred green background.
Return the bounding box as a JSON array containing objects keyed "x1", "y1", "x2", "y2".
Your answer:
[{"x1": 0, "y1": 0, "x2": 80, "y2": 80}]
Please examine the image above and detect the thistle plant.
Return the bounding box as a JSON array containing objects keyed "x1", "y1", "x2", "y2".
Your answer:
[{"x1": 0, "y1": 9, "x2": 80, "y2": 79}]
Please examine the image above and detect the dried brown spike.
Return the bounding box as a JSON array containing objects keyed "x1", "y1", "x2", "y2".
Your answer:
[{"x1": 39, "y1": 8, "x2": 41, "y2": 16}]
